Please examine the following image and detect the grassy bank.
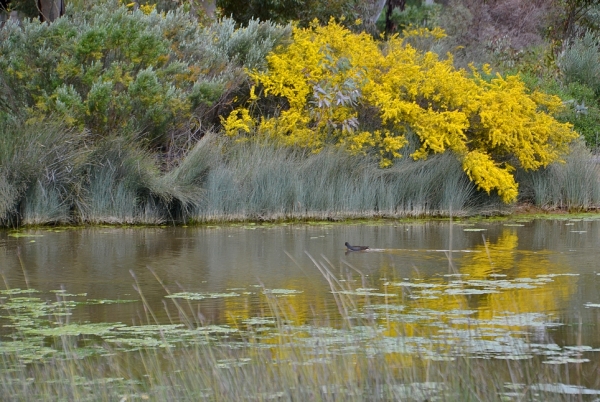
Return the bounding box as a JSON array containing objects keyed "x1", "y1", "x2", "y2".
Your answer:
[{"x1": 2, "y1": 120, "x2": 599, "y2": 227}]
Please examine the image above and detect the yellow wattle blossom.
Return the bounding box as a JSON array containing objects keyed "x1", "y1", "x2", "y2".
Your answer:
[
  {"x1": 221, "y1": 108, "x2": 254, "y2": 137},
  {"x1": 462, "y1": 151, "x2": 518, "y2": 203},
  {"x1": 223, "y1": 20, "x2": 578, "y2": 203},
  {"x1": 139, "y1": 4, "x2": 156, "y2": 15},
  {"x1": 401, "y1": 25, "x2": 447, "y2": 41}
]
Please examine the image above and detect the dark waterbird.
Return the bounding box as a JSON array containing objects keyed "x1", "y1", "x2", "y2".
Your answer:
[{"x1": 345, "y1": 242, "x2": 369, "y2": 251}]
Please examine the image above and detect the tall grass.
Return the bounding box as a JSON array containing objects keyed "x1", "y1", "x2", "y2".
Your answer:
[
  {"x1": 519, "y1": 142, "x2": 600, "y2": 210},
  {"x1": 76, "y1": 138, "x2": 166, "y2": 225},
  {"x1": 0, "y1": 120, "x2": 83, "y2": 226},
  {"x1": 21, "y1": 181, "x2": 70, "y2": 226},
  {"x1": 1, "y1": 118, "x2": 598, "y2": 227},
  {"x1": 193, "y1": 140, "x2": 480, "y2": 222}
]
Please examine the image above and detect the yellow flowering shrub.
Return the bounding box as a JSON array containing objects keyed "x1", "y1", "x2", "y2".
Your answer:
[{"x1": 223, "y1": 20, "x2": 578, "y2": 203}]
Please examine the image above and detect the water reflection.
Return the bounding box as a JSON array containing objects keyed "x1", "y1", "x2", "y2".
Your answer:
[{"x1": 1, "y1": 218, "x2": 600, "y2": 354}]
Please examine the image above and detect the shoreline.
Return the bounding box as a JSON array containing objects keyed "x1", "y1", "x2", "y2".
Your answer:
[{"x1": 3, "y1": 204, "x2": 600, "y2": 231}]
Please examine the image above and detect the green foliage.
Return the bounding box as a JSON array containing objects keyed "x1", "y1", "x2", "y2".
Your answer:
[
  {"x1": 519, "y1": 72, "x2": 600, "y2": 149},
  {"x1": 558, "y1": 29, "x2": 600, "y2": 94},
  {"x1": 377, "y1": 2, "x2": 442, "y2": 34},
  {"x1": 217, "y1": 0, "x2": 362, "y2": 27},
  {"x1": 207, "y1": 17, "x2": 292, "y2": 70},
  {"x1": 0, "y1": 0, "x2": 290, "y2": 151},
  {"x1": 1, "y1": 1, "x2": 598, "y2": 225},
  {"x1": 0, "y1": 0, "x2": 39, "y2": 18}
]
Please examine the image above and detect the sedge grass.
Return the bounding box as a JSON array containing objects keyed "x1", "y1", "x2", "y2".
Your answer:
[
  {"x1": 519, "y1": 142, "x2": 600, "y2": 210},
  {"x1": 192, "y1": 140, "x2": 480, "y2": 222},
  {"x1": 0, "y1": 120, "x2": 83, "y2": 226},
  {"x1": 1, "y1": 118, "x2": 599, "y2": 227}
]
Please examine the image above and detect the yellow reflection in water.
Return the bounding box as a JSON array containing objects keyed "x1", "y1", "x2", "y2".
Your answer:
[
  {"x1": 388, "y1": 228, "x2": 578, "y2": 338},
  {"x1": 217, "y1": 227, "x2": 579, "y2": 362}
]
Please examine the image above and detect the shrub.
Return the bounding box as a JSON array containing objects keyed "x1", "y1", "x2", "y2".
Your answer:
[
  {"x1": 519, "y1": 72, "x2": 600, "y2": 149},
  {"x1": 376, "y1": 2, "x2": 442, "y2": 36},
  {"x1": 0, "y1": 0, "x2": 290, "y2": 153},
  {"x1": 217, "y1": 0, "x2": 361, "y2": 27},
  {"x1": 223, "y1": 20, "x2": 578, "y2": 203},
  {"x1": 557, "y1": 29, "x2": 600, "y2": 95}
]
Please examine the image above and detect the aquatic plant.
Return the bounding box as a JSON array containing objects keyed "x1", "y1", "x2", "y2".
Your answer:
[{"x1": 0, "y1": 255, "x2": 598, "y2": 400}]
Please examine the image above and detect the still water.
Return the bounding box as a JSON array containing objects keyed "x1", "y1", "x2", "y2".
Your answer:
[{"x1": 2, "y1": 218, "x2": 600, "y2": 362}]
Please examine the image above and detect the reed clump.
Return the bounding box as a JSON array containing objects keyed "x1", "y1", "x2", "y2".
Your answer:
[
  {"x1": 518, "y1": 141, "x2": 600, "y2": 210},
  {"x1": 0, "y1": 121, "x2": 485, "y2": 226}
]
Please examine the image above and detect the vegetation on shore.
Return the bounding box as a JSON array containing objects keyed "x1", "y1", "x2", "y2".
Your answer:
[{"x1": 1, "y1": 0, "x2": 600, "y2": 227}]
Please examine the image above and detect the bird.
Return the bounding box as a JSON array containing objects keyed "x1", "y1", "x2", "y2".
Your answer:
[{"x1": 345, "y1": 242, "x2": 369, "y2": 251}]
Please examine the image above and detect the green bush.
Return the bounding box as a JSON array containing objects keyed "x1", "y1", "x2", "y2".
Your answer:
[
  {"x1": 519, "y1": 72, "x2": 600, "y2": 149},
  {"x1": 0, "y1": 0, "x2": 290, "y2": 152},
  {"x1": 558, "y1": 29, "x2": 600, "y2": 95},
  {"x1": 376, "y1": 2, "x2": 442, "y2": 34}
]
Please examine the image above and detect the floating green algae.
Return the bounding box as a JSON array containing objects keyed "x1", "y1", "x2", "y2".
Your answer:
[
  {"x1": 262, "y1": 289, "x2": 304, "y2": 295},
  {"x1": 0, "y1": 289, "x2": 40, "y2": 295},
  {"x1": 25, "y1": 323, "x2": 126, "y2": 337},
  {"x1": 7, "y1": 233, "x2": 44, "y2": 238},
  {"x1": 165, "y1": 291, "x2": 240, "y2": 300}
]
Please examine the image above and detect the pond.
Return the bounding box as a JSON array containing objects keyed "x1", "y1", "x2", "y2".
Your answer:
[{"x1": 2, "y1": 217, "x2": 600, "y2": 398}]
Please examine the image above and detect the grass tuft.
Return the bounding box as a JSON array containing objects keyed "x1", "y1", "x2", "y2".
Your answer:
[
  {"x1": 519, "y1": 142, "x2": 600, "y2": 210},
  {"x1": 192, "y1": 141, "x2": 478, "y2": 222}
]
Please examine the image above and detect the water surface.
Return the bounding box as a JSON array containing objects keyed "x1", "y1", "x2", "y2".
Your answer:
[{"x1": 2, "y1": 218, "x2": 600, "y2": 367}]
